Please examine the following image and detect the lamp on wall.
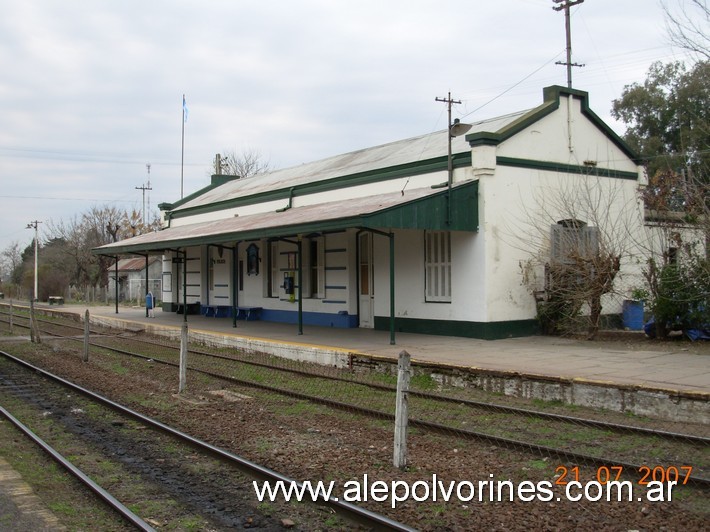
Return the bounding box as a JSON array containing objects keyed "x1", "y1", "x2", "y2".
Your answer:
[
  {"x1": 437, "y1": 92, "x2": 472, "y2": 226},
  {"x1": 447, "y1": 118, "x2": 472, "y2": 225}
]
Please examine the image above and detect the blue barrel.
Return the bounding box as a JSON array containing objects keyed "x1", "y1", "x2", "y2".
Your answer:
[{"x1": 622, "y1": 300, "x2": 644, "y2": 330}]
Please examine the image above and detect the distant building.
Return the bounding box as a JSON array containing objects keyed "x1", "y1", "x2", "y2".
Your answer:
[
  {"x1": 107, "y1": 257, "x2": 162, "y2": 303},
  {"x1": 95, "y1": 86, "x2": 652, "y2": 339}
]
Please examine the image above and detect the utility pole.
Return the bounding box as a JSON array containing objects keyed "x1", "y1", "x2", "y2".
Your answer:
[
  {"x1": 135, "y1": 182, "x2": 152, "y2": 226},
  {"x1": 435, "y1": 93, "x2": 461, "y2": 225},
  {"x1": 553, "y1": 0, "x2": 585, "y2": 88},
  {"x1": 26, "y1": 220, "x2": 41, "y2": 301},
  {"x1": 146, "y1": 163, "x2": 151, "y2": 222},
  {"x1": 435, "y1": 93, "x2": 471, "y2": 225}
]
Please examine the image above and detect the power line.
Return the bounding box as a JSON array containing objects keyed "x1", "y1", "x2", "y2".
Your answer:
[
  {"x1": 0, "y1": 194, "x2": 134, "y2": 203},
  {"x1": 0, "y1": 146, "x2": 204, "y2": 167},
  {"x1": 459, "y1": 50, "x2": 565, "y2": 120}
]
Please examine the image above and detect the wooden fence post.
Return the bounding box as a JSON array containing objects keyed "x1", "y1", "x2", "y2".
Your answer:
[
  {"x1": 83, "y1": 310, "x2": 90, "y2": 362},
  {"x1": 179, "y1": 322, "x2": 188, "y2": 393},
  {"x1": 393, "y1": 350, "x2": 411, "y2": 470},
  {"x1": 9, "y1": 300, "x2": 13, "y2": 335},
  {"x1": 29, "y1": 299, "x2": 35, "y2": 343},
  {"x1": 29, "y1": 299, "x2": 41, "y2": 344}
]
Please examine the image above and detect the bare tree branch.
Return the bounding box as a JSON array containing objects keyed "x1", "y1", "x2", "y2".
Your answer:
[
  {"x1": 662, "y1": 0, "x2": 710, "y2": 60},
  {"x1": 219, "y1": 148, "x2": 271, "y2": 178}
]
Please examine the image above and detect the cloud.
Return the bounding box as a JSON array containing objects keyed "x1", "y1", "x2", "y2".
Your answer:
[{"x1": 0, "y1": 0, "x2": 696, "y2": 254}]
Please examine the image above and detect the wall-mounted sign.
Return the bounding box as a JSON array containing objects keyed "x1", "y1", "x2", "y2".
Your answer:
[{"x1": 247, "y1": 243, "x2": 260, "y2": 276}]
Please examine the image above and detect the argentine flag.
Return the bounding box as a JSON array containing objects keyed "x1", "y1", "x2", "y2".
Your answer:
[{"x1": 183, "y1": 95, "x2": 188, "y2": 123}]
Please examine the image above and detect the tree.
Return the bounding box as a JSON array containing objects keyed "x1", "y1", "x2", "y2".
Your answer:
[
  {"x1": 613, "y1": 59, "x2": 710, "y2": 337},
  {"x1": 44, "y1": 205, "x2": 126, "y2": 301},
  {"x1": 36, "y1": 237, "x2": 73, "y2": 300},
  {"x1": 662, "y1": 0, "x2": 710, "y2": 60},
  {"x1": 1, "y1": 241, "x2": 23, "y2": 287},
  {"x1": 217, "y1": 148, "x2": 271, "y2": 178},
  {"x1": 517, "y1": 173, "x2": 640, "y2": 339},
  {"x1": 611, "y1": 60, "x2": 709, "y2": 182}
]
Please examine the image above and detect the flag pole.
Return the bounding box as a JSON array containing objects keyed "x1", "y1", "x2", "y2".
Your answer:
[{"x1": 180, "y1": 94, "x2": 185, "y2": 199}]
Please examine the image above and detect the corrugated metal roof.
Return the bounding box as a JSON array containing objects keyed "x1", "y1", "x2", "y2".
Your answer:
[
  {"x1": 110, "y1": 256, "x2": 159, "y2": 272},
  {"x1": 94, "y1": 182, "x2": 478, "y2": 255},
  {"x1": 174, "y1": 110, "x2": 527, "y2": 212}
]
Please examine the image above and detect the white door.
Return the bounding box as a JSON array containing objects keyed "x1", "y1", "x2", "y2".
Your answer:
[{"x1": 358, "y1": 233, "x2": 374, "y2": 328}]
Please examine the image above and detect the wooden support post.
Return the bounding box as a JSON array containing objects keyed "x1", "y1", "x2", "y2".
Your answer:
[
  {"x1": 29, "y1": 299, "x2": 41, "y2": 344},
  {"x1": 179, "y1": 321, "x2": 188, "y2": 393},
  {"x1": 29, "y1": 299, "x2": 35, "y2": 343},
  {"x1": 8, "y1": 300, "x2": 13, "y2": 335},
  {"x1": 393, "y1": 350, "x2": 411, "y2": 470},
  {"x1": 83, "y1": 310, "x2": 90, "y2": 362}
]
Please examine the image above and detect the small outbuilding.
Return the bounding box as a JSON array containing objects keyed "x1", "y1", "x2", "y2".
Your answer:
[{"x1": 107, "y1": 257, "x2": 162, "y2": 304}]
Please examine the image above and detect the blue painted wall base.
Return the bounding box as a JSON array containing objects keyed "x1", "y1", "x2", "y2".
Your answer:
[{"x1": 260, "y1": 309, "x2": 358, "y2": 328}]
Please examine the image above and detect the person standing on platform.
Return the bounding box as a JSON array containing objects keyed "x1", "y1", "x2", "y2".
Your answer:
[{"x1": 146, "y1": 290, "x2": 155, "y2": 318}]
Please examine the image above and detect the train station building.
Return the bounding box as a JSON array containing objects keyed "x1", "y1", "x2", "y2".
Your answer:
[{"x1": 94, "y1": 85, "x2": 648, "y2": 340}]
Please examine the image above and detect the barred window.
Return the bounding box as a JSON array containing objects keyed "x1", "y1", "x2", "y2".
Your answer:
[
  {"x1": 550, "y1": 219, "x2": 599, "y2": 263},
  {"x1": 425, "y1": 231, "x2": 451, "y2": 302}
]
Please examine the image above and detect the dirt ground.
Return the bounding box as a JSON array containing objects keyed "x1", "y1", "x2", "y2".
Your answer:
[{"x1": 4, "y1": 333, "x2": 706, "y2": 532}]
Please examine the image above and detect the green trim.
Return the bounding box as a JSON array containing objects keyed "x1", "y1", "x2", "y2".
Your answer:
[
  {"x1": 210, "y1": 174, "x2": 240, "y2": 187},
  {"x1": 169, "y1": 153, "x2": 472, "y2": 220},
  {"x1": 92, "y1": 181, "x2": 479, "y2": 256},
  {"x1": 363, "y1": 180, "x2": 478, "y2": 231},
  {"x1": 467, "y1": 86, "x2": 641, "y2": 164},
  {"x1": 374, "y1": 316, "x2": 540, "y2": 340},
  {"x1": 497, "y1": 157, "x2": 639, "y2": 180}
]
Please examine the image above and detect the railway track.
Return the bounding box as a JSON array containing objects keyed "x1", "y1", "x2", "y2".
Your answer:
[
  {"x1": 2, "y1": 306, "x2": 709, "y2": 489},
  {"x1": 0, "y1": 349, "x2": 414, "y2": 531},
  {"x1": 0, "y1": 401, "x2": 155, "y2": 531}
]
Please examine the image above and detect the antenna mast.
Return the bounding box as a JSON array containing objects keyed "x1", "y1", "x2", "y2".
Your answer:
[
  {"x1": 146, "y1": 163, "x2": 151, "y2": 223},
  {"x1": 553, "y1": 0, "x2": 585, "y2": 88}
]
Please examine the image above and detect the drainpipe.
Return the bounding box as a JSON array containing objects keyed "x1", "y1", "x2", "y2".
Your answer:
[{"x1": 276, "y1": 187, "x2": 296, "y2": 212}]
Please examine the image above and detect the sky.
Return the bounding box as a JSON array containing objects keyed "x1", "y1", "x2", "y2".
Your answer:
[{"x1": 0, "y1": 0, "x2": 699, "y2": 257}]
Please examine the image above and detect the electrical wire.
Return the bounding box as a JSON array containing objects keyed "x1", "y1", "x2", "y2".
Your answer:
[
  {"x1": 0, "y1": 146, "x2": 203, "y2": 167},
  {"x1": 458, "y1": 50, "x2": 566, "y2": 121}
]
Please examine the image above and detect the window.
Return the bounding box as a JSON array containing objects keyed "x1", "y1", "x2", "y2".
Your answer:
[
  {"x1": 305, "y1": 236, "x2": 325, "y2": 298},
  {"x1": 425, "y1": 231, "x2": 451, "y2": 302},
  {"x1": 550, "y1": 219, "x2": 599, "y2": 263}
]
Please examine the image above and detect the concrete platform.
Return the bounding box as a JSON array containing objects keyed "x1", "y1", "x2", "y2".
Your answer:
[
  {"x1": 43, "y1": 303, "x2": 709, "y2": 399},
  {"x1": 0, "y1": 457, "x2": 66, "y2": 531}
]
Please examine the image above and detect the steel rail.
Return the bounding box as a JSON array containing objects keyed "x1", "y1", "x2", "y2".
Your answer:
[
  {"x1": 3, "y1": 308, "x2": 708, "y2": 445},
  {"x1": 3, "y1": 310, "x2": 710, "y2": 485},
  {"x1": 0, "y1": 404, "x2": 155, "y2": 532},
  {"x1": 0, "y1": 350, "x2": 416, "y2": 532},
  {"x1": 20, "y1": 333, "x2": 710, "y2": 490}
]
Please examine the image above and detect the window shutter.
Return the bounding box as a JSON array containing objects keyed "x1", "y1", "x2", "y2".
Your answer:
[{"x1": 425, "y1": 231, "x2": 451, "y2": 302}]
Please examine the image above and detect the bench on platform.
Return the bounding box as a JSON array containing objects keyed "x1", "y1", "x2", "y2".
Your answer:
[
  {"x1": 48, "y1": 296, "x2": 64, "y2": 305},
  {"x1": 202, "y1": 305, "x2": 232, "y2": 318},
  {"x1": 176, "y1": 302, "x2": 201, "y2": 315},
  {"x1": 235, "y1": 306, "x2": 262, "y2": 321}
]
